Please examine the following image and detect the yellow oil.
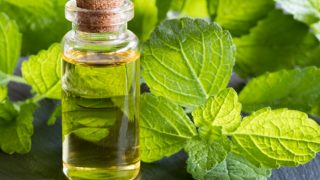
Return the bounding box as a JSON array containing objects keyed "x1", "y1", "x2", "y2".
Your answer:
[{"x1": 61, "y1": 50, "x2": 140, "y2": 180}]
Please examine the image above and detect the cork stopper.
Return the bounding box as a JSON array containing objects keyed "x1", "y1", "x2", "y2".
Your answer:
[{"x1": 71, "y1": 0, "x2": 129, "y2": 32}]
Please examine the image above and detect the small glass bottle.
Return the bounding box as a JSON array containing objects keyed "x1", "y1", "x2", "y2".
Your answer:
[{"x1": 61, "y1": 0, "x2": 140, "y2": 179}]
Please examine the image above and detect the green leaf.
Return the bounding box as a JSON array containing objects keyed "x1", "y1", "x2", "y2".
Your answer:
[
  {"x1": 142, "y1": 18, "x2": 236, "y2": 108},
  {"x1": 192, "y1": 88, "x2": 241, "y2": 134},
  {"x1": 276, "y1": 0, "x2": 320, "y2": 40},
  {"x1": 22, "y1": 44, "x2": 61, "y2": 99},
  {"x1": 0, "y1": 102, "x2": 37, "y2": 154},
  {"x1": 240, "y1": 67, "x2": 320, "y2": 115},
  {"x1": 235, "y1": 10, "x2": 320, "y2": 77},
  {"x1": 0, "y1": 0, "x2": 69, "y2": 55},
  {"x1": 47, "y1": 104, "x2": 61, "y2": 126},
  {"x1": 185, "y1": 136, "x2": 231, "y2": 180},
  {"x1": 0, "y1": 86, "x2": 7, "y2": 102},
  {"x1": 211, "y1": 0, "x2": 275, "y2": 36},
  {"x1": 72, "y1": 128, "x2": 110, "y2": 143},
  {"x1": 231, "y1": 108, "x2": 320, "y2": 168},
  {"x1": 140, "y1": 93, "x2": 197, "y2": 162},
  {"x1": 62, "y1": 96, "x2": 117, "y2": 141},
  {"x1": 0, "y1": 13, "x2": 21, "y2": 74},
  {"x1": 129, "y1": 0, "x2": 158, "y2": 41},
  {"x1": 207, "y1": 153, "x2": 271, "y2": 180},
  {"x1": 156, "y1": 0, "x2": 172, "y2": 22},
  {"x1": 63, "y1": 58, "x2": 136, "y2": 99},
  {"x1": 178, "y1": 0, "x2": 209, "y2": 17}
]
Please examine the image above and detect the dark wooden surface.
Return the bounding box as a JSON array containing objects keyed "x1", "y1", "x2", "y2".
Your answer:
[{"x1": 0, "y1": 64, "x2": 319, "y2": 180}]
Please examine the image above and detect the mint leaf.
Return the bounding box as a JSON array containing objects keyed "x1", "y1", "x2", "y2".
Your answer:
[
  {"x1": 140, "y1": 94, "x2": 197, "y2": 162},
  {"x1": 231, "y1": 108, "x2": 320, "y2": 168},
  {"x1": 240, "y1": 67, "x2": 320, "y2": 115},
  {"x1": 207, "y1": 153, "x2": 271, "y2": 180},
  {"x1": 62, "y1": 97, "x2": 117, "y2": 142},
  {"x1": 210, "y1": 0, "x2": 275, "y2": 36},
  {"x1": 276, "y1": 0, "x2": 320, "y2": 40},
  {"x1": 185, "y1": 136, "x2": 231, "y2": 180},
  {"x1": 72, "y1": 128, "x2": 110, "y2": 143},
  {"x1": 0, "y1": 102, "x2": 37, "y2": 154},
  {"x1": 22, "y1": 44, "x2": 61, "y2": 99},
  {"x1": 156, "y1": 0, "x2": 172, "y2": 22},
  {"x1": 0, "y1": 13, "x2": 21, "y2": 74},
  {"x1": 129, "y1": 0, "x2": 158, "y2": 41},
  {"x1": 0, "y1": 0, "x2": 69, "y2": 55},
  {"x1": 178, "y1": 0, "x2": 209, "y2": 17},
  {"x1": 142, "y1": 18, "x2": 236, "y2": 108},
  {"x1": 192, "y1": 88, "x2": 241, "y2": 134},
  {"x1": 0, "y1": 86, "x2": 7, "y2": 102},
  {"x1": 235, "y1": 10, "x2": 320, "y2": 77},
  {"x1": 63, "y1": 58, "x2": 135, "y2": 99}
]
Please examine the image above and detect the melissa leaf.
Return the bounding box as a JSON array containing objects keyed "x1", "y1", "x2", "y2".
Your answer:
[
  {"x1": 63, "y1": 59, "x2": 135, "y2": 98},
  {"x1": 209, "y1": 0, "x2": 275, "y2": 36},
  {"x1": 140, "y1": 93, "x2": 197, "y2": 162},
  {"x1": 0, "y1": 13, "x2": 21, "y2": 74},
  {"x1": 240, "y1": 67, "x2": 320, "y2": 115},
  {"x1": 192, "y1": 88, "x2": 241, "y2": 134},
  {"x1": 185, "y1": 136, "x2": 231, "y2": 180},
  {"x1": 129, "y1": 0, "x2": 158, "y2": 41},
  {"x1": 276, "y1": 0, "x2": 320, "y2": 40},
  {"x1": 0, "y1": 102, "x2": 37, "y2": 154},
  {"x1": 22, "y1": 44, "x2": 61, "y2": 99},
  {"x1": 156, "y1": 0, "x2": 172, "y2": 22},
  {"x1": 72, "y1": 128, "x2": 110, "y2": 143},
  {"x1": 231, "y1": 108, "x2": 320, "y2": 168},
  {"x1": 62, "y1": 97, "x2": 117, "y2": 141},
  {"x1": 207, "y1": 153, "x2": 271, "y2": 180},
  {"x1": 142, "y1": 18, "x2": 236, "y2": 108},
  {"x1": 177, "y1": 0, "x2": 209, "y2": 17},
  {"x1": 0, "y1": 86, "x2": 7, "y2": 102},
  {"x1": 235, "y1": 10, "x2": 320, "y2": 77},
  {"x1": 0, "y1": 0, "x2": 69, "y2": 55}
]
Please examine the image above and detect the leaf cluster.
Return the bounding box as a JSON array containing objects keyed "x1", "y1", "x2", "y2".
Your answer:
[{"x1": 1, "y1": 0, "x2": 320, "y2": 179}]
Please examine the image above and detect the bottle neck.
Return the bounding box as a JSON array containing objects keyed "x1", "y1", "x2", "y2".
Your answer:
[{"x1": 73, "y1": 23, "x2": 128, "y2": 41}]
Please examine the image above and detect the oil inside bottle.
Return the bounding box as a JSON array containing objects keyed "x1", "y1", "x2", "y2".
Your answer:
[{"x1": 61, "y1": 50, "x2": 140, "y2": 180}]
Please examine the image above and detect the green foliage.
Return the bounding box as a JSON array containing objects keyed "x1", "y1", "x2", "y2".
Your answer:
[
  {"x1": 0, "y1": 0, "x2": 320, "y2": 179},
  {"x1": 0, "y1": 13, "x2": 21, "y2": 75},
  {"x1": 240, "y1": 67, "x2": 320, "y2": 115},
  {"x1": 0, "y1": 86, "x2": 7, "y2": 102},
  {"x1": 142, "y1": 18, "x2": 235, "y2": 108},
  {"x1": 0, "y1": 0, "x2": 69, "y2": 55},
  {"x1": 276, "y1": 0, "x2": 320, "y2": 40},
  {"x1": 177, "y1": 0, "x2": 209, "y2": 17},
  {"x1": 156, "y1": 0, "x2": 172, "y2": 22},
  {"x1": 185, "y1": 136, "x2": 231, "y2": 180},
  {"x1": 235, "y1": 10, "x2": 320, "y2": 77},
  {"x1": 209, "y1": 0, "x2": 275, "y2": 36},
  {"x1": 192, "y1": 88, "x2": 241, "y2": 134},
  {"x1": 129, "y1": 0, "x2": 158, "y2": 41},
  {"x1": 62, "y1": 97, "x2": 117, "y2": 142},
  {"x1": 140, "y1": 94, "x2": 196, "y2": 162},
  {"x1": 47, "y1": 104, "x2": 61, "y2": 126},
  {"x1": 22, "y1": 44, "x2": 61, "y2": 99},
  {"x1": 207, "y1": 153, "x2": 271, "y2": 180},
  {"x1": 231, "y1": 108, "x2": 320, "y2": 168},
  {"x1": 0, "y1": 102, "x2": 37, "y2": 154}
]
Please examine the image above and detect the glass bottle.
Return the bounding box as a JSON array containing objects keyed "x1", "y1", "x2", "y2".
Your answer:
[{"x1": 61, "y1": 0, "x2": 140, "y2": 179}]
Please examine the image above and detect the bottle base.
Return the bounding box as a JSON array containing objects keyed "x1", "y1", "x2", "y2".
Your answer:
[{"x1": 63, "y1": 161, "x2": 140, "y2": 180}]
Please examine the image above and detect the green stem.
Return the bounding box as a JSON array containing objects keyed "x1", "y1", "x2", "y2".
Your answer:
[
  {"x1": 7, "y1": 75, "x2": 29, "y2": 85},
  {"x1": 30, "y1": 94, "x2": 46, "y2": 103}
]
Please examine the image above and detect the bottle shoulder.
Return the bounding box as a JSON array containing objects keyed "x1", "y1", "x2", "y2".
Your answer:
[{"x1": 62, "y1": 30, "x2": 139, "y2": 54}]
